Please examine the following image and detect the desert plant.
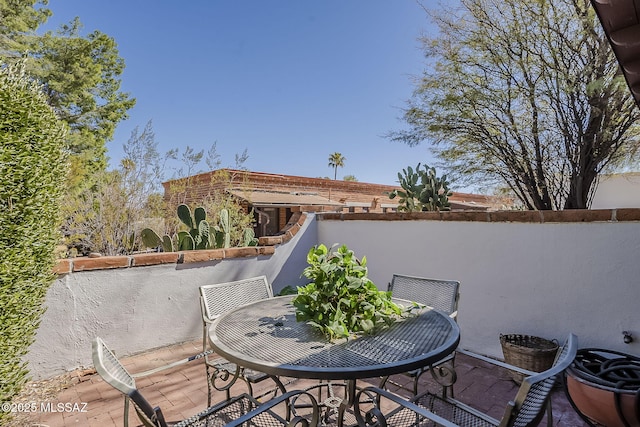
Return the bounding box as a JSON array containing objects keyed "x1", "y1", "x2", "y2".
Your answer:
[
  {"x1": 141, "y1": 204, "x2": 219, "y2": 251},
  {"x1": 61, "y1": 121, "x2": 167, "y2": 256},
  {"x1": 176, "y1": 204, "x2": 213, "y2": 250},
  {"x1": 242, "y1": 227, "x2": 259, "y2": 247},
  {"x1": 389, "y1": 163, "x2": 453, "y2": 212},
  {"x1": 292, "y1": 244, "x2": 416, "y2": 340},
  {"x1": 0, "y1": 63, "x2": 68, "y2": 421},
  {"x1": 61, "y1": 170, "x2": 143, "y2": 256},
  {"x1": 141, "y1": 204, "x2": 257, "y2": 251},
  {"x1": 140, "y1": 228, "x2": 174, "y2": 252}
]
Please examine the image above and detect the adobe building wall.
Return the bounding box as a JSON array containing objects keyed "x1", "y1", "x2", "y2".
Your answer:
[{"x1": 162, "y1": 169, "x2": 506, "y2": 213}]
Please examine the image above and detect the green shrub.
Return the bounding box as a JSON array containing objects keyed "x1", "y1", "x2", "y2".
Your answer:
[
  {"x1": 0, "y1": 63, "x2": 67, "y2": 418},
  {"x1": 293, "y1": 244, "x2": 418, "y2": 340}
]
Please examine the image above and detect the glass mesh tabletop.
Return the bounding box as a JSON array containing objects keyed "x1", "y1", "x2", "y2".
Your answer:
[{"x1": 209, "y1": 296, "x2": 460, "y2": 380}]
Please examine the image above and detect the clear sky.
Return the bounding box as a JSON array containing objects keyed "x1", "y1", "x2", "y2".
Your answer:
[{"x1": 42, "y1": 1, "x2": 440, "y2": 186}]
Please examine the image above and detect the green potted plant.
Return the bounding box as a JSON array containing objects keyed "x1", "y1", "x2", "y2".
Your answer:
[{"x1": 292, "y1": 244, "x2": 418, "y2": 340}]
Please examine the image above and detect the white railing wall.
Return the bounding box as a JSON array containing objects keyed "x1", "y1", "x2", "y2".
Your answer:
[
  {"x1": 316, "y1": 213, "x2": 640, "y2": 359},
  {"x1": 27, "y1": 214, "x2": 317, "y2": 379},
  {"x1": 28, "y1": 210, "x2": 639, "y2": 379}
]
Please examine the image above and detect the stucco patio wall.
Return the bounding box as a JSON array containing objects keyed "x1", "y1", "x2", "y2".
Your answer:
[
  {"x1": 27, "y1": 213, "x2": 317, "y2": 379},
  {"x1": 316, "y1": 210, "x2": 640, "y2": 359},
  {"x1": 28, "y1": 209, "x2": 640, "y2": 379}
]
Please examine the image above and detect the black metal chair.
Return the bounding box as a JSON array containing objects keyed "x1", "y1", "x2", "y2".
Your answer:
[
  {"x1": 199, "y1": 276, "x2": 286, "y2": 404},
  {"x1": 356, "y1": 333, "x2": 578, "y2": 427},
  {"x1": 92, "y1": 337, "x2": 318, "y2": 427},
  {"x1": 380, "y1": 274, "x2": 461, "y2": 397}
]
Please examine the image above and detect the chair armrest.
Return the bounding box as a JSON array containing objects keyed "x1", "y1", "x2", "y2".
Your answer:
[
  {"x1": 355, "y1": 386, "x2": 459, "y2": 427},
  {"x1": 131, "y1": 350, "x2": 213, "y2": 378},
  {"x1": 225, "y1": 390, "x2": 319, "y2": 427},
  {"x1": 457, "y1": 349, "x2": 537, "y2": 376}
]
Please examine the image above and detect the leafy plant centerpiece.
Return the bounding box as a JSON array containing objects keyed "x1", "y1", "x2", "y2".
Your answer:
[{"x1": 292, "y1": 244, "x2": 415, "y2": 340}]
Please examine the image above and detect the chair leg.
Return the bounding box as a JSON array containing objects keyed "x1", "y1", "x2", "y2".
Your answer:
[
  {"x1": 428, "y1": 362, "x2": 457, "y2": 399},
  {"x1": 379, "y1": 375, "x2": 390, "y2": 390},
  {"x1": 271, "y1": 375, "x2": 288, "y2": 398},
  {"x1": 205, "y1": 364, "x2": 212, "y2": 407},
  {"x1": 244, "y1": 379, "x2": 254, "y2": 400},
  {"x1": 123, "y1": 396, "x2": 130, "y2": 427},
  {"x1": 206, "y1": 363, "x2": 241, "y2": 405}
]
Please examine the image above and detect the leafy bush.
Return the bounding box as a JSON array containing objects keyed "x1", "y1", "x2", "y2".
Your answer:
[
  {"x1": 62, "y1": 169, "x2": 146, "y2": 256},
  {"x1": 61, "y1": 122, "x2": 166, "y2": 256},
  {"x1": 292, "y1": 244, "x2": 413, "y2": 340},
  {"x1": 0, "y1": 63, "x2": 67, "y2": 419}
]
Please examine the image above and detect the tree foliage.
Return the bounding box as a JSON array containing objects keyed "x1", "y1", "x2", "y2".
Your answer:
[
  {"x1": 391, "y1": 0, "x2": 640, "y2": 209},
  {"x1": 61, "y1": 121, "x2": 255, "y2": 255},
  {"x1": 28, "y1": 18, "x2": 136, "y2": 191},
  {"x1": 0, "y1": 62, "x2": 67, "y2": 418},
  {"x1": 61, "y1": 121, "x2": 167, "y2": 256},
  {"x1": 1, "y1": 3, "x2": 135, "y2": 193},
  {"x1": 0, "y1": 0, "x2": 50, "y2": 54},
  {"x1": 328, "y1": 152, "x2": 346, "y2": 180}
]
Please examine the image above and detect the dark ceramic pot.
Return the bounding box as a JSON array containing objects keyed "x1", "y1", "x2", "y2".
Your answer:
[{"x1": 564, "y1": 348, "x2": 640, "y2": 427}]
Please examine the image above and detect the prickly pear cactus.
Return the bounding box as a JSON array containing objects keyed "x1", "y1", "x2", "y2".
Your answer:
[
  {"x1": 142, "y1": 204, "x2": 253, "y2": 252},
  {"x1": 243, "y1": 227, "x2": 258, "y2": 246},
  {"x1": 389, "y1": 163, "x2": 452, "y2": 212},
  {"x1": 141, "y1": 228, "x2": 162, "y2": 249},
  {"x1": 218, "y1": 208, "x2": 230, "y2": 248}
]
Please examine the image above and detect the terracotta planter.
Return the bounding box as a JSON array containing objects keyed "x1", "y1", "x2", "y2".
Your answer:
[{"x1": 564, "y1": 348, "x2": 640, "y2": 427}]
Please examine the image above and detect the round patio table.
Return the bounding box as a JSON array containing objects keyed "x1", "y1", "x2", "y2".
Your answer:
[{"x1": 209, "y1": 295, "x2": 460, "y2": 425}]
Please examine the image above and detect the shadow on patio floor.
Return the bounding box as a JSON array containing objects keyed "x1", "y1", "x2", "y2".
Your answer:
[{"x1": 9, "y1": 340, "x2": 589, "y2": 427}]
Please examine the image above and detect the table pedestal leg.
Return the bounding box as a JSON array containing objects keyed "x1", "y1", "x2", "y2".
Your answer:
[{"x1": 337, "y1": 380, "x2": 357, "y2": 427}]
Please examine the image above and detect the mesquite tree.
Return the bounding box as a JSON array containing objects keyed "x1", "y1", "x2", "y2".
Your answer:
[{"x1": 390, "y1": 0, "x2": 640, "y2": 209}]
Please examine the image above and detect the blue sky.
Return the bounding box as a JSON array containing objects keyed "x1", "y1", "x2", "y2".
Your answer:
[{"x1": 43, "y1": 1, "x2": 440, "y2": 186}]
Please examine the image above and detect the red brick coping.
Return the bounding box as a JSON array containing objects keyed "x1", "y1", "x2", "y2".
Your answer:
[
  {"x1": 54, "y1": 209, "x2": 640, "y2": 274},
  {"x1": 317, "y1": 208, "x2": 640, "y2": 223},
  {"x1": 54, "y1": 213, "x2": 308, "y2": 275}
]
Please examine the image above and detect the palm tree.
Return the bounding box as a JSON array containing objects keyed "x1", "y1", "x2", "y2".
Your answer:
[{"x1": 328, "y1": 152, "x2": 346, "y2": 180}]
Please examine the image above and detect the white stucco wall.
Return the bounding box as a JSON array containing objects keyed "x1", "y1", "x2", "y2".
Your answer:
[
  {"x1": 27, "y1": 214, "x2": 317, "y2": 379},
  {"x1": 317, "y1": 217, "x2": 640, "y2": 359},
  {"x1": 591, "y1": 173, "x2": 640, "y2": 209},
  {"x1": 28, "y1": 212, "x2": 640, "y2": 379}
]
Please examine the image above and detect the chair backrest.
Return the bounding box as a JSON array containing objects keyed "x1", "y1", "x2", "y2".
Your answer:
[
  {"x1": 499, "y1": 333, "x2": 578, "y2": 427},
  {"x1": 388, "y1": 274, "x2": 460, "y2": 317},
  {"x1": 199, "y1": 275, "x2": 273, "y2": 322},
  {"x1": 92, "y1": 337, "x2": 167, "y2": 427}
]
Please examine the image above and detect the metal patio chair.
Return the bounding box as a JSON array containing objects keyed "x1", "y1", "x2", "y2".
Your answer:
[
  {"x1": 200, "y1": 276, "x2": 286, "y2": 405},
  {"x1": 380, "y1": 274, "x2": 461, "y2": 397},
  {"x1": 92, "y1": 337, "x2": 319, "y2": 427},
  {"x1": 355, "y1": 333, "x2": 578, "y2": 427}
]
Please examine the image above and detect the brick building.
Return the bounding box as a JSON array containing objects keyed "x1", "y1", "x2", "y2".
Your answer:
[{"x1": 163, "y1": 169, "x2": 502, "y2": 237}]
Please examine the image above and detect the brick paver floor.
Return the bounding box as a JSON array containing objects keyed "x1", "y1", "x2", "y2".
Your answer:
[{"x1": 9, "y1": 340, "x2": 589, "y2": 427}]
